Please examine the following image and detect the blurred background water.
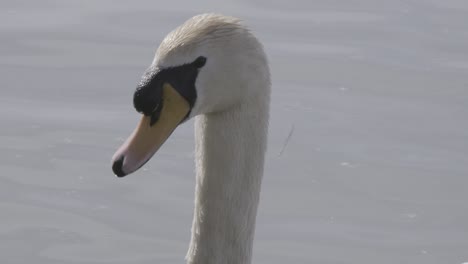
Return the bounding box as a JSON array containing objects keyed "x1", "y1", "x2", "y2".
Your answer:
[{"x1": 1, "y1": 0, "x2": 467, "y2": 263}]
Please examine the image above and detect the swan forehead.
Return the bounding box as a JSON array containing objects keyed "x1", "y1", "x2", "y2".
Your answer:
[{"x1": 155, "y1": 14, "x2": 245, "y2": 66}]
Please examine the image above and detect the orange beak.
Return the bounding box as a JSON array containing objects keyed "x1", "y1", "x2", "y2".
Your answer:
[{"x1": 111, "y1": 83, "x2": 190, "y2": 177}]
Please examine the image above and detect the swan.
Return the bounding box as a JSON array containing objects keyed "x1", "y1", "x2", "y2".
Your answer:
[{"x1": 111, "y1": 13, "x2": 270, "y2": 264}]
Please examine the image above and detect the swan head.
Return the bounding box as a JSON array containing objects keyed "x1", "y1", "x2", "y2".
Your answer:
[{"x1": 112, "y1": 14, "x2": 269, "y2": 177}]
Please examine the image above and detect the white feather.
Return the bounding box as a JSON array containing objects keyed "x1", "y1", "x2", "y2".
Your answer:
[{"x1": 153, "y1": 14, "x2": 270, "y2": 264}]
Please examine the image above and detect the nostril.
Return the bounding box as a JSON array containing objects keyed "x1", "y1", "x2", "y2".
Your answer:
[{"x1": 112, "y1": 156, "x2": 126, "y2": 177}]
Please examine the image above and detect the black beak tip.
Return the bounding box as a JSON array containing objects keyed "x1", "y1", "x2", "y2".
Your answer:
[{"x1": 112, "y1": 156, "x2": 126, "y2": 177}]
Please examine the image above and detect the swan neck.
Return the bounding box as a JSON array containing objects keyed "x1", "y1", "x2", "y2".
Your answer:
[{"x1": 187, "y1": 100, "x2": 269, "y2": 264}]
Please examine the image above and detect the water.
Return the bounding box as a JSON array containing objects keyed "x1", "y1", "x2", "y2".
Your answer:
[{"x1": 1, "y1": 0, "x2": 468, "y2": 263}]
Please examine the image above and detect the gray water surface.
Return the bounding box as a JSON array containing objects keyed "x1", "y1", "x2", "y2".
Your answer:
[{"x1": 1, "y1": 1, "x2": 468, "y2": 263}]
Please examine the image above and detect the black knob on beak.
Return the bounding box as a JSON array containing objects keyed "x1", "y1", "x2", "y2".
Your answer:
[{"x1": 112, "y1": 156, "x2": 126, "y2": 177}]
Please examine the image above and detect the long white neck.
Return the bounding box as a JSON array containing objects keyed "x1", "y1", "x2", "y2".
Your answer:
[{"x1": 186, "y1": 96, "x2": 269, "y2": 264}]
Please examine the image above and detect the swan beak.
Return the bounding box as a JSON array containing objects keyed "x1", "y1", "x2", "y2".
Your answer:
[{"x1": 111, "y1": 83, "x2": 190, "y2": 177}]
